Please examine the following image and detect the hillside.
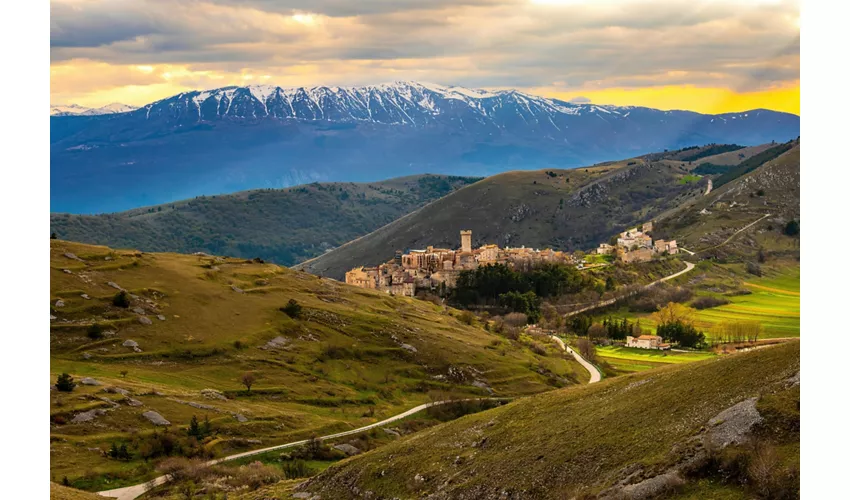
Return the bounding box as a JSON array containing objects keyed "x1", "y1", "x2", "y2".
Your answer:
[
  {"x1": 50, "y1": 483, "x2": 103, "y2": 500},
  {"x1": 655, "y1": 141, "x2": 800, "y2": 258},
  {"x1": 50, "y1": 174, "x2": 478, "y2": 266},
  {"x1": 299, "y1": 341, "x2": 800, "y2": 499},
  {"x1": 50, "y1": 82, "x2": 799, "y2": 213},
  {"x1": 295, "y1": 156, "x2": 710, "y2": 279},
  {"x1": 49, "y1": 240, "x2": 586, "y2": 490}
]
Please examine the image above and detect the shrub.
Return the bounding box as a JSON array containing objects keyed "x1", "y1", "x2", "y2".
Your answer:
[
  {"x1": 280, "y1": 299, "x2": 302, "y2": 318},
  {"x1": 530, "y1": 342, "x2": 547, "y2": 356},
  {"x1": 112, "y1": 291, "x2": 131, "y2": 308},
  {"x1": 457, "y1": 310, "x2": 476, "y2": 326},
  {"x1": 587, "y1": 323, "x2": 609, "y2": 341},
  {"x1": 56, "y1": 373, "x2": 75, "y2": 392},
  {"x1": 281, "y1": 460, "x2": 313, "y2": 479},
  {"x1": 746, "y1": 261, "x2": 762, "y2": 277},
  {"x1": 784, "y1": 220, "x2": 800, "y2": 236},
  {"x1": 691, "y1": 296, "x2": 731, "y2": 310},
  {"x1": 503, "y1": 312, "x2": 529, "y2": 327},
  {"x1": 87, "y1": 323, "x2": 105, "y2": 340}
]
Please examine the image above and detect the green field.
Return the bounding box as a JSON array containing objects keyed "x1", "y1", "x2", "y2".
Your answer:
[
  {"x1": 597, "y1": 264, "x2": 799, "y2": 341},
  {"x1": 597, "y1": 345, "x2": 715, "y2": 374}
]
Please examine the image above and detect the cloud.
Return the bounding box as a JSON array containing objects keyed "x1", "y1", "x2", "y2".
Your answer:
[
  {"x1": 49, "y1": 0, "x2": 800, "y2": 108},
  {"x1": 569, "y1": 96, "x2": 592, "y2": 104}
]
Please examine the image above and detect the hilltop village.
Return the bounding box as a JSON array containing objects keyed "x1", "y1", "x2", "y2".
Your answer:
[
  {"x1": 597, "y1": 222, "x2": 679, "y2": 263},
  {"x1": 345, "y1": 225, "x2": 677, "y2": 297}
]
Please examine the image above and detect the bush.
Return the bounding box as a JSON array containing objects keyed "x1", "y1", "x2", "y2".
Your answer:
[
  {"x1": 746, "y1": 261, "x2": 762, "y2": 277},
  {"x1": 112, "y1": 291, "x2": 131, "y2": 308},
  {"x1": 87, "y1": 323, "x2": 105, "y2": 340},
  {"x1": 784, "y1": 220, "x2": 800, "y2": 237},
  {"x1": 530, "y1": 342, "x2": 547, "y2": 356},
  {"x1": 457, "y1": 310, "x2": 476, "y2": 326},
  {"x1": 587, "y1": 323, "x2": 609, "y2": 341},
  {"x1": 280, "y1": 299, "x2": 302, "y2": 318},
  {"x1": 691, "y1": 296, "x2": 731, "y2": 310},
  {"x1": 281, "y1": 460, "x2": 313, "y2": 479},
  {"x1": 503, "y1": 312, "x2": 529, "y2": 327},
  {"x1": 56, "y1": 373, "x2": 75, "y2": 392}
]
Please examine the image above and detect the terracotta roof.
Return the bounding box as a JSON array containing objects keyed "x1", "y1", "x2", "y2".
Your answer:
[{"x1": 637, "y1": 335, "x2": 662, "y2": 340}]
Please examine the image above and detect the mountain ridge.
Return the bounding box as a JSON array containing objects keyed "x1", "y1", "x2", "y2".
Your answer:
[{"x1": 50, "y1": 81, "x2": 799, "y2": 214}]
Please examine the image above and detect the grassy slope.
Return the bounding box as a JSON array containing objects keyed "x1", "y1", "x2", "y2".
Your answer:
[
  {"x1": 301, "y1": 341, "x2": 799, "y2": 499},
  {"x1": 50, "y1": 483, "x2": 104, "y2": 500},
  {"x1": 50, "y1": 174, "x2": 479, "y2": 267},
  {"x1": 49, "y1": 240, "x2": 586, "y2": 489},
  {"x1": 297, "y1": 157, "x2": 707, "y2": 279}
]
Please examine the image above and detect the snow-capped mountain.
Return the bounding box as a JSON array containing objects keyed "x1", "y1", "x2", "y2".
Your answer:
[
  {"x1": 50, "y1": 81, "x2": 799, "y2": 214},
  {"x1": 50, "y1": 102, "x2": 137, "y2": 116}
]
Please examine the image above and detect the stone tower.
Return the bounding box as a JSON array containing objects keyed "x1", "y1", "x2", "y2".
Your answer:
[{"x1": 460, "y1": 230, "x2": 472, "y2": 253}]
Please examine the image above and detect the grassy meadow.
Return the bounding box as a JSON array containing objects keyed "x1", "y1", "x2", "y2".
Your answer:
[
  {"x1": 299, "y1": 341, "x2": 800, "y2": 499},
  {"x1": 49, "y1": 240, "x2": 585, "y2": 491}
]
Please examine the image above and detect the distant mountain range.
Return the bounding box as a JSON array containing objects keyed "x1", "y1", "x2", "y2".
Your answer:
[
  {"x1": 50, "y1": 81, "x2": 800, "y2": 213},
  {"x1": 50, "y1": 102, "x2": 137, "y2": 116}
]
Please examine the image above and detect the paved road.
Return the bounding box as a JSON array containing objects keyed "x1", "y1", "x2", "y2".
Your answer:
[
  {"x1": 549, "y1": 336, "x2": 602, "y2": 383},
  {"x1": 98, "y1": 399, "x2": 501, "y2": 500}
]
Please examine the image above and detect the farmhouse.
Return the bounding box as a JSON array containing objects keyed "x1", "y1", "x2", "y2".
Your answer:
[{"x1": 626, "y1": 334, "x2": 671, "y2": 350}]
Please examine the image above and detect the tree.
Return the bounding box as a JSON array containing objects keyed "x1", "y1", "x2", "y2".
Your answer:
[
  {"x1": 87, "y1": 323, "x2": 104, "y2": 340},
  {"x1": 651, "y1": 302, "x2": 696, "y2": 327},
  {"x1": 241, "y1": 372, "x2": 257, "y2": 392},
  {"x1": 576, "y1": 338, "x2": 596, "y2": 363},
  {"x1": 605, "y1": 276, "x2": 615, "y2": 291},
  {"x1": 112, "y1": 291, "x2": 131, "y2": 308},
  {"x1": 120, "y1": 370, "x2": 128, "y2": 378},
  {"x1": 281, "y1": 299, "x2": 302, "y2": 318},
  {"x1": 587, "y1": 323, "x2": 609, "y2": 341},
  {"x1": 56, "y1": 373, "x2": 75, "y2": 392},
  {"x1": 657, "y1": 321, "x2": 705, "y2": 348},
  {"x1": 188, "y1": 415, "x2": 202, "y2": 439},
  {"x1": 784, "y1": 220, "x2": 800, "y2": 237},
  {"x1": 51, "y1": 232, "x2": 58, "y2": 240}
]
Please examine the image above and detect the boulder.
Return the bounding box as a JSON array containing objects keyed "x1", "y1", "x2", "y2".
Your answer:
[
  {"x1": 122, "y1": 339, "x2": 139, "y2": 348},
  {"x1": 400, "y1": 343, "x2": 418, "y2": 353},
  {"x1": 81, "y1": 294, "x2": 91, "y2": 300},
  {"x1": 333, "y1": 444, "x2": 362, "y2": 456},
  {"x1": 63, "y1": 269, "x2": 72, "y2": 274},
  {"x1": 142, "y1": 411, "x2": 171, "y2": 426},
  {"x1": 81, "y1": 352, "x2": 92, "y2": 360},
  {"x1": 50, "y1": 315, "x2": 57, "y2": 321},
  {"x1": 233, "y1": 413, "x2": 248, "y2": 423},
  {"x1": 104, "y1": 386, "x2": 130, "y2": 396},
  {"x1": 138, "y1": 316, "x2": 152, "y2": 325},
  {"x1": 132, "y1": 307, "x2": 146, "y2": 315},
  {"x1": 54, "y1": 300, "x2": 65, "y2": 308},
  {"x1": 201, "y1": 389, "x2": 227, "y2": 400},
  {"x1": 64, "y1": 252, "x2": 81, "y2": 261},
  {"x1": 231, "y1": 285, "x2": 244, "y2": 293},
  {"x1": 107, "y1": 282, "x2": 123, "y2": 290},
  {"x1": 383, "y1": 428, "x2": 401, "y2": 438},
  {"x1": 706, "y1": 397, "x2": 763, "y2": 448},
  {"x1": 80, "y1": 377, "x2": 101, "y2": 386},
  {"x1": 125, "y1": 397, "x2": 144, "y2": 407},
  {"x1": 262, "y1": 336, "x2": 290, "y2": 350},
  {"x1": 71, "y1": 409, "x2": 107, "y2": 424},
  {"x1": 156, "y1": 315, "x2": 166, "y2": 321}
]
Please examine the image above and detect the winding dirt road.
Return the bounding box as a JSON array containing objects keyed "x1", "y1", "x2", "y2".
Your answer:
[{"x1": 98, "y1": 399, "x2": 502, "y2": 500}]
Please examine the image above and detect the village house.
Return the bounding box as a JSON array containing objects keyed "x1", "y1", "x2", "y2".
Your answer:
[
  {"x1": 626, "y1": 334, "x2": 671, "y2": 350},
  {"x1": 613, "y1": 221, "x2": 678, "y2": 263}
]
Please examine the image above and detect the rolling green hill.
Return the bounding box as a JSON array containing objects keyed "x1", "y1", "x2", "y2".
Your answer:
[
  {"x1": 298, "y1": 341, "x2": 800, "y2": 499},
  {"x1": 50, "y1": 174, "x2": 479, "y2": 266},
  {"x1": 296, "y1": 156, "x2": 711, "y2": 279},
  {"x1": 49, "y1": 240, "x2": 585, "y2": 490}
]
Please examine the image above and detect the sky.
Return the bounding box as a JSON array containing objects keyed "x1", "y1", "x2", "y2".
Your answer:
[{"x1": 50, "y1": 0, "x2": 800, "y2": 115}]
